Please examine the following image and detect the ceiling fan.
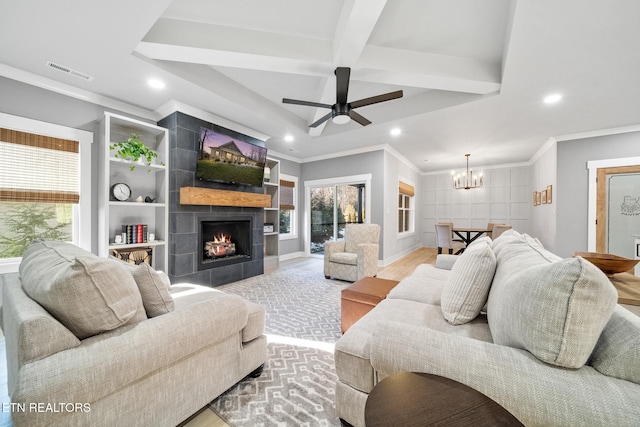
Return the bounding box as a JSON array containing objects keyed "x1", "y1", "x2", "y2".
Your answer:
[{"x1": 282, "y1": 67, "x2": 403, "y2": 128}]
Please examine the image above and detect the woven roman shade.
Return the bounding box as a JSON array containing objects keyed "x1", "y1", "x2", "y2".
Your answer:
[
  {"x1": 279, "y1": 179, "x2": 295, "y2": 210},
  {"x1": 399, "y1": 181, "x2": 415, "y2": 197},
  {"x1": 0, "y1": 128, "x2": 80, "y2": 203}
]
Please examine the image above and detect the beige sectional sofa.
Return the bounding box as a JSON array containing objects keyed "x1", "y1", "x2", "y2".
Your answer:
[
  {"x1": 1, "y1": 240, "x2": 267, "y2": 426},
  {"x1": 335, "y1": 230, "x2": 640, "y2": 427}
]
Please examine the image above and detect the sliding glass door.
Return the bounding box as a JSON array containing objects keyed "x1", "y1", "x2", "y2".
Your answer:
[{"x1": 309, "y1": 182, "x2": 367, "y2": 254}]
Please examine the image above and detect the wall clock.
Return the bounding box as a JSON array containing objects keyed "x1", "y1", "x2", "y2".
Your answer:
[{"x1": 111, "y1": 183, "x2": 131, "y2": 201}]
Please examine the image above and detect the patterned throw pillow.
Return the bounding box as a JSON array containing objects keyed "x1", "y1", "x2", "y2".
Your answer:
[{"x1": 441, "y1": 240, "x2": 496, "y2": 325}]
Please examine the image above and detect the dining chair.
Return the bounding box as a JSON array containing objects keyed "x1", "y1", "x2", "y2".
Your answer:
[
  {"x1": 486, "y1": 223, "x2": 497, "y2": 239},
  {"x1": 439, "y1": 222, "x2": 463, "y2": 242},
  {"x1": 492, "y1": 224, "x2": 512, "y2": 239},
  {"x1": 435, "y1": 223, "x2": 466, "y2": 255}
]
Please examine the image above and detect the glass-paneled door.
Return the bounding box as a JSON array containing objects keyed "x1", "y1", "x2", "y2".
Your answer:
[
  {"x1": 309, "y1": 183, "x2": 366, "y2": 254},
  {"x1": 597, "y1": 166, "x2": 640, "y2": 259}
]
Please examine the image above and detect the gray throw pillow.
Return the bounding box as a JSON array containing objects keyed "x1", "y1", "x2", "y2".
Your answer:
[
  {"x1": 589, "y1": 305, "x2": 640, "y2": 384},
  {"x1": 126, "y1": 263, "x2": 175, "y2": 317},
  {"x1": 488, "y1": 256, "x2": 617, "y2": 368},
  {"x1": 441, "y1": 240, "x2": 496, "y2": 325},
  {"x1": 20, "y1": 240, "x2": 147, "y2": 339}
]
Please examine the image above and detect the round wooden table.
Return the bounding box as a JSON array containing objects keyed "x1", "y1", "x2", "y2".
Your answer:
[{"x1": 365, "y1": 372, "x2": 523, "y2": 427}]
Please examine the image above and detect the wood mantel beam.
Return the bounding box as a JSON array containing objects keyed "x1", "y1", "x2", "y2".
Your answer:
[{"x1": 180, "y1": 187, "x2": 271, "y2": 208}]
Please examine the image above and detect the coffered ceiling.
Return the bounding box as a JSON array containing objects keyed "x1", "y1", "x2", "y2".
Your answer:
[{"x1": 1, "y1": 0, "x2": 639, "y2": 172}]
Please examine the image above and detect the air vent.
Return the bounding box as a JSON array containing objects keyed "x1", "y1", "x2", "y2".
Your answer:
[{"x1": 46, "y1": 61, "x2": 94, "y2": 81}]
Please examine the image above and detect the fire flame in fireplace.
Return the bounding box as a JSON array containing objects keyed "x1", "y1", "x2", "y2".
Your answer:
[{"x1": 212, "y1": 233, "x2": 232, "y2": 243}]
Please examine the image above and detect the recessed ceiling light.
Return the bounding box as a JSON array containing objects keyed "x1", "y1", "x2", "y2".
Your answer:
[
  {"x1": 543, "y1": 93, "x2": 562, "y2": 104},
  {"x1": 148, "y1": 79, "x2": 165, "y2": 90},
  {"x1": 284, "y1": 135, "x2": 294, "y2": 142},
  {"x1": 390, "y1": 128, "x2": 402, "y2": 136}
]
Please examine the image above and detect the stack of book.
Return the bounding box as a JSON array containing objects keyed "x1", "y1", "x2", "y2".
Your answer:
[{"x1": 121, "y1": 224, "x2": 149, "y2": 244}]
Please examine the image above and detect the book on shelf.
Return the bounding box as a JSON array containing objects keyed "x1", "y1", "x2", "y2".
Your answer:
[{"x1": 121, "y1": 224, "x2": 150, "y2": 244}]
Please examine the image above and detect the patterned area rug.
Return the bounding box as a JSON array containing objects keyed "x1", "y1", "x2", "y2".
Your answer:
[{"x1": 209, "y1": 268, "x2": 350, "y2": 426}]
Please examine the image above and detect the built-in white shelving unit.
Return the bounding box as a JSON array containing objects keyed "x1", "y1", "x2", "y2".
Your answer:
[
  {"x1": 263, "y1": 158, "x2": 280, "y2": 271},
  {"x1": 98, "y1": 112, "x2": 169, "y2": 271}
]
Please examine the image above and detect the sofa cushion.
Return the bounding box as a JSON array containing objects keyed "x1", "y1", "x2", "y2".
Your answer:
[
  {"x1": 441, "y1": 239, "x2": 496, "y2": 325},
  {"x1": 19, "y1": 240, "x2": 147, "y2": 339},
  {"x1": 589, "y1": 305, "x2": 640, "y2": 384},
  {"x1": 387, "y1": 264, "x2": 449, "y2": 305},
  {"x1": 488, "y1": 256, "x2": 617, "y2": 368}
]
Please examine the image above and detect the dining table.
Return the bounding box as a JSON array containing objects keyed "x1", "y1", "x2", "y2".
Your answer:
[{"x1": 452, "y1": 227, "x2": 491, "y2": 248}]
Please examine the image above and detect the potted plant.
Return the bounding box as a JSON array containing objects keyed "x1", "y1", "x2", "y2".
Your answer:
[{"x1": 110, "y1": 132, "x2": 163, "y2": 171}]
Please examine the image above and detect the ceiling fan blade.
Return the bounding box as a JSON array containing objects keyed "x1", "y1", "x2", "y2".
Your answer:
[
  {"x1": 309, "y1": 112, "x2": 333, "y2": 128},
  {"x1": 350, "y1": 90, "x2": 403, "y2": 109},
  {"x1": 335, "y1": 67, "x2": 350, "y2": 105},
  {"x1": 282, "y1": 98, "x2": 332, "y2": 109},
  {"x1": 349, "y1": 110, "x2": 372, "y2": 126}
]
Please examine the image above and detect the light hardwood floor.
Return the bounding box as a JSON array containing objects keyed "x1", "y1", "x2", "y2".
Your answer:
[{"x1": 181, "y1": 247, "x2": 436, "y2": 426}]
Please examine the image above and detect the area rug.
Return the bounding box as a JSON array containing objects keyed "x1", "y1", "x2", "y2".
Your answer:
[{"x1": 209, "y1": 268, "x2": 351, "y2": 426}]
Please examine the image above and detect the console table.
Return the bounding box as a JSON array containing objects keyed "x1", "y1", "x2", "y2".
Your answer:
[{"x1": 365, "y1": 372, "x2": 523, "y2": 427}]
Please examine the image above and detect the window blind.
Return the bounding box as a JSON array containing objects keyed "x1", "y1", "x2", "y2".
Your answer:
[
  {"x1": 279, "y1": 179, "x2": 295, "y2": 210},
  {"x1": 0, "y1": 128, "x2": 80, "y2": 203},
  {"x1": 399, "y1": 181, "x2": 415, "y2": 197}
]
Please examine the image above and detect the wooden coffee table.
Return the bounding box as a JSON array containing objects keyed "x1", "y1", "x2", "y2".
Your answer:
[
  {"x1": 365, "y1": 372, "x2": 523, "y2": 427},
  {"x1": 341, "y1": 277, "x2": 399, "y2": 334}
]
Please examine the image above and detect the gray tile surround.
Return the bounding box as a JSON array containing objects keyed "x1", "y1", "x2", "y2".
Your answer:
[{"x1": 158, "y1": 112, "x2": 265, "y2": 287}]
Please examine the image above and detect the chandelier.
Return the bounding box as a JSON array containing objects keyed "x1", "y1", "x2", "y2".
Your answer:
[{"x1": 452, "y1": 154, "x2": 483, "y2": 190}]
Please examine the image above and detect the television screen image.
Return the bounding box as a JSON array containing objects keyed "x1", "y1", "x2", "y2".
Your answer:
[{"x1": 197, "y1": 127, "x2": 267, "y2": 187}]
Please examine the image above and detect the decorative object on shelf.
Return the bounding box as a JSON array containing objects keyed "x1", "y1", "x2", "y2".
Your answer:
[
  {"x1": 135, "y1": 196, "x2": 143, "y2": 203},
  {"x1": 452, "y1": 154, "x2": 483, "y2": 190},
  {"x1": 264, "y1": 166, "x2": 271, "y2": 182},
  {"x1": 109, "y1": 132, "x2": 163, "y2": 172},
  {"x1": 110, "y1": 247, "x2": 153, "y2": 265},
  {"x1": 145, "y1": 196, "x2": 156, "y2": 203},
  {"x1": 573, "y1": 252, "x2": 639, "y2": 276},
  {"x1": 111, "y1": 183, "x2": 131, "y2": 201},
  {"x1": 264, "y1": 223, "x2": 274, "y2": 233},
  {"x1": 148, "y1": 233, "x2": 155, "y2": 242},
  {"x1": 114, "y1": 235, "x2": 122, "y2": 244},
  {"x1": 546, "y1": 185, "x2": 552, "y2": 203}
]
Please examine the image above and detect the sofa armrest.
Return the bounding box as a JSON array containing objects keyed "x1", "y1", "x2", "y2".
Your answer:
[
  {"x1": 370, "y1": 321, "x2": 640, "y2": 426},
  {"x1": 324, "y1": 241, "x2": 346, "y2": 276},
  {"x1": 357, "y1": 243, "x2": 379, "y2": 279},
  {"x1": 11, "y1": 291, "x2": 249, "y2": 406},
  {"x1": 435, "y1": 254, "x2": 459, "y2": 270}
]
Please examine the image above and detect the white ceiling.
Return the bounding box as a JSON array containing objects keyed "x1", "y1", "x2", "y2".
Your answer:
[{"x1": 1, "y1": 0, "x2": 640, "y2": 172}]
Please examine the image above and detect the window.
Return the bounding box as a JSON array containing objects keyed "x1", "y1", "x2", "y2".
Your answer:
[
  {"x1": 279, "y1": 174, "x2": 297, "y2": 238},
  {"x1": 0, "y1": 113, "x2": 92, "y2": 272},
  {"x1": 398, "y1": 180, "x2": 415, "y2": 234}
]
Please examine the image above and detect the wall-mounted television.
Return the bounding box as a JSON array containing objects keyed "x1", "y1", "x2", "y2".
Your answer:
[{"x1": 196, "y1": 127, "x2": 267, "y2": 188}]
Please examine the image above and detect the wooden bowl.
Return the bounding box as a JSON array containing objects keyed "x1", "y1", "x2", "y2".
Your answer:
[{"x1": 572, "y1": 252, "x2": 639, "y2": 275}]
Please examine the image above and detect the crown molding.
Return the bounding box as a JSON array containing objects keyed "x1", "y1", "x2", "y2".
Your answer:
[{"x1": 555, "y1": 124, "x2": 640, "y2": 142}]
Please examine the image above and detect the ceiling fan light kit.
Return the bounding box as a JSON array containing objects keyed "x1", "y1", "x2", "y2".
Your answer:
[
  {"x1": 282, "y1": 67, "x2": 403, "y2": 128},
  {"x1": 452, "y1": 154, "x2": 483, "y2": 190}
]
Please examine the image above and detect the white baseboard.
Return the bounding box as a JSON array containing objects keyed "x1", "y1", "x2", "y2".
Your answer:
[
  {"x1": 279, "y1": 251, "x2": 307, "y2": 263},
  {"x1": 378, "y1": 244, "x2": 422, "y2": 267}
]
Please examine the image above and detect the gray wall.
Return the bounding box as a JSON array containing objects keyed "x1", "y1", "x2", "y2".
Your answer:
[
  {"x1": 0, "y1": 77, "x2": 155, "y2": 254},
  {"x1": 302, "y1": 150, "x2": 386, "y2": 257},
  {"x1": 556, "y1": 131, "x2": 640, "y2": 257}
]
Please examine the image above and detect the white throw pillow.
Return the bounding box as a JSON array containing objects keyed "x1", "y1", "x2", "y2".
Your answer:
[
  {"x1": 128, "y1": 263, "x2": 175, "y2": 317},
  {"x1": 441, "y1": 240, "x2": 496, "y2": 325},
  {"x1": 488, "y1": 256, "x2": 617, "y2": 368}
]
